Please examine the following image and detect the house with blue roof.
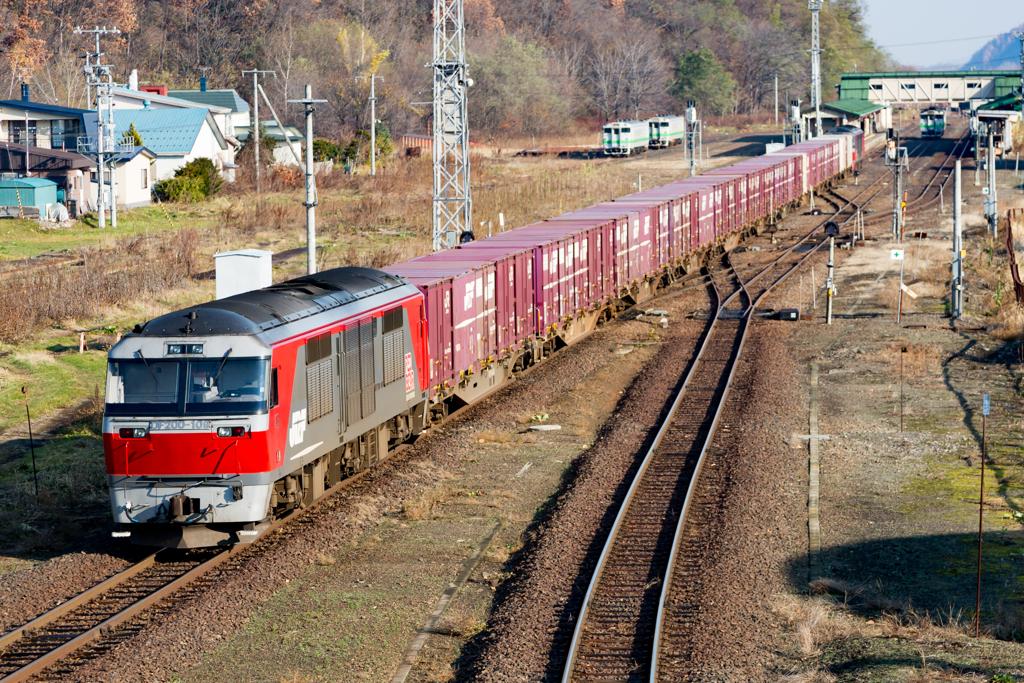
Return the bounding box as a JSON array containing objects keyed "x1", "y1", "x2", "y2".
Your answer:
[{"x1": 101, "y1": 108, "x2": 235, "y2": 181}]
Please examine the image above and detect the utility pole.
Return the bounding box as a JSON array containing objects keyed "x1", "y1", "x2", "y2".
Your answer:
[
  {"x1": 74, "y1": 26, "x2": 119, "y2": 108},
  {"x1": 242, "y1": 70, "x2": 276, "y2": 193},
  {"x1": 288, "y1": 85, "x2": 327, "y2": 276},
  {"x1": 431, "y1": 0, "x2": 472, "y2": 250},
  {"x1": 774, "y1": 74, "x2": 779, "y2": 126},
  {"x1": 355, "y1": 74, "x2": 383, "y2": 176},
  {"x1": 808, "y1": 0, "x2": 823, "y2": 139},
  {"x1": 73, "y1": 26, "x2": 120, "y2": 226},
  {"x1": 952, "y1": 160, "x2": 964, "y2": 319}
]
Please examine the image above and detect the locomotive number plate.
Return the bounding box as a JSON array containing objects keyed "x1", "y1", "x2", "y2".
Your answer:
[{"x1": 149, "y1": 420, "x2": 213, "y2": 431}]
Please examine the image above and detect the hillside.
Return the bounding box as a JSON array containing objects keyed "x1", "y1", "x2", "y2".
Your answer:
[
  {"x1": 1, "y1": 0, "x2": 890, "y2": 141},
  {"x1": 963, "y1": 23, "x2": 1024, "y2": 70}
]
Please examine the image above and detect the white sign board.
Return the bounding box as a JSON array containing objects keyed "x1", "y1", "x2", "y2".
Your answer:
[
  {"x1": 900, "y1": 282, "x2": 917, "y2": 298},
  {"x1": 983, "y1": 394, "x2": 990, "y2": 416},
  {"x1": 982, "y1": 186, "x2": 990, "y2": 195},
  {"x1": 891, "y1": 249, "x2": 904, "y2": 261}
]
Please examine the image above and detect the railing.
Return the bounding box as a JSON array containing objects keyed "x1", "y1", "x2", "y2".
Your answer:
[{"x1": 5, "y1": 133, "x2": 82, "y2": 153}]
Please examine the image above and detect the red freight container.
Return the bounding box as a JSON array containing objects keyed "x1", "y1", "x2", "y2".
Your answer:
[
  {"x1": 454, "y1": 244, "x2": 535, "y2": 352},
  {"x1": 384, "y1": 259, "x2": 489, "y2": 396}
]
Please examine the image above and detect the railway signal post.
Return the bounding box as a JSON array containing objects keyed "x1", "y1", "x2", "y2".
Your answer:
[
  {"x1": 824, "y1": 222, "x2": 838, "y2": 324},
  {"x1": 885, "y1": 129, "x2": 908, "y2": 240},
  {"x1": 288, "y1": 85, "x2": 328, "y2": 276},
  {"x1": 985, "y1": 127, "x2": 998, "y2": 239}
]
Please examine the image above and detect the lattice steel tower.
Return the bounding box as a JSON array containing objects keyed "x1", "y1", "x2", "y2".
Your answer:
[
  {"x1": 431, "y1": 0, "x2": 472, "y2": 251},
  {"x1": 809, "y1": 0, "x2": 823, "y2": 138}
]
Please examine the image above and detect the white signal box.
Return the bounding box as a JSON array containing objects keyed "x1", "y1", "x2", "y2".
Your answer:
[{"x1": 214, "y1": 249, "x2": 274, "y2": 300}]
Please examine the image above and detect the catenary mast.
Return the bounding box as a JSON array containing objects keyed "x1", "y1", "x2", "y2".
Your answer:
[{"x1": 431, "y1": 0, "x2": 472, "y2": 250}]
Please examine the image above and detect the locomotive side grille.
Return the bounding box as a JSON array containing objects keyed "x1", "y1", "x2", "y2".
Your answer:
[
  {"x1": 383, "y1": 331, "x2": 403, "y2": 385},
  {"x1": 346, "y1": 349, "x2": 360, "y2": 421},
  {"x1": 306, "y1": 358, "x2": 333, "y2": 423}
]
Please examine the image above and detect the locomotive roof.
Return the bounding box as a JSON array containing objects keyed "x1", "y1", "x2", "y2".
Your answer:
[{"x1": 136, "y1": 267, "x2": 407, "y2": 337}]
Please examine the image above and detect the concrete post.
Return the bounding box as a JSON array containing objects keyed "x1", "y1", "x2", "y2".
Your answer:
[{"x1": 304, "y1": 84, "x2": 316, "y2": 275}]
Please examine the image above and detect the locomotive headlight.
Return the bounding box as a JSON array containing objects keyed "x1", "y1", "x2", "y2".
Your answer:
[
  {"x1": 217, "y1": 426, "x2": 246, "y2": 438},
  {"x1": 118, "y1": 428, "x2": 147, "y2": 439}
]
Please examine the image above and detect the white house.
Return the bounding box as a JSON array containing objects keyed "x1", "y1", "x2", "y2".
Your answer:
[
  {"x1": 109, "y1": 86, "x2": 238, "y2": 141},
  {"x1": 107, "y1": 108, "x2": 234, "y2": 181}
]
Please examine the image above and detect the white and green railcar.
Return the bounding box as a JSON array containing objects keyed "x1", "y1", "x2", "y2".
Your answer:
[
  {"x1": 648, "y1": 115, "x2": 687, "y2": 148},
  {"x1": 602, "y1": 120, "x2": 650, "y2": 156}
]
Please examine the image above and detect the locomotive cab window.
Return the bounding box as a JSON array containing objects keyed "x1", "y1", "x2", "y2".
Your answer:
[
  {"x1": 106, "y1": 360, "x2": 179, "y2": 410},
  {"x1": 186, "y1": 359, "x2": 269, "y2": 414}
]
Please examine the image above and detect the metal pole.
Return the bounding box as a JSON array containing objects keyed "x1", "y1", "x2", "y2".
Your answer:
[
  {"x1": 253, "y1": 72, "x2": 259, "y2": 191},
  {"x1": 243, "y1": 70, "x2": 276, "y2": 192},
  {"x1": 370, "y1": 77, "x2": 377, "y2": 177},
  {"x1": 900, "y1": 348, "x2": 904, "y2": 432},
  {"x1": 107, "y1": 84, "x2": 117, "y2": 228},
  {"x1": 826, "y1": 236, "x2": 834, "y2": 324},
  {"x1": 288, "y1": 87, "x2": 327, "y2": 276},
  {"x1": 988, "y1": 127, "x2": 997, "y2": 239},
  {"x1": 953, "y1": 160, "x2": 963, "y2": 319},
  {"x1": 897, "y1": 253, "x2": 905, "y2": 325},
  {"x1": 977, "y1": 406, "x2": 986, "y2": 638},
  {"x1": 774, "y1": 74, "x2": 779, "y2": 126},
  {"x1": 305, "y1": 85, "x2": 316, "y2": 274},
  {"x1": 22, "y1": 386, "x2": 37, "y2": 501}
]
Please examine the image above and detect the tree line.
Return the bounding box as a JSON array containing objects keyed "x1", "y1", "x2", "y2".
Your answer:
[{"x1": 1, "y1": 0, "x2": 893, "y2": 141}]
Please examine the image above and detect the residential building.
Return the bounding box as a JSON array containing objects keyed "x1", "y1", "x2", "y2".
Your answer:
[
  {"x1": 0, "y1": 91, "x2": 95, "y2": 154},
  {"x1": 168, "y1": 86, "x2": 251, "y2": 130},
  {"x1": 104, "y1": 108, "x2": 234, "y2": 181},
  {"x1": 236, "y1": 121, "x2": 303, "y2": 166},
  {"x1": 109, "y1": 86, "x2": 237, "y2": 140}
]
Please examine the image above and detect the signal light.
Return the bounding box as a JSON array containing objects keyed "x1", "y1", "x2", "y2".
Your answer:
[
  {"x1": 217, "y1": 426, "x2": 246, "y2": 438},
  {"x1": 119, "y1": 428, "x2": 147, "y2": 439}
]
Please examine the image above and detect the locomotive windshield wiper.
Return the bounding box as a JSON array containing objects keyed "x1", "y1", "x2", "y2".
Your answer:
[
  {"x1": 136, "y1": 350, "x2": 159, "y2": 384},
  {"x1": 212, "y1": 348, "x2": 233, "y2": 385}
]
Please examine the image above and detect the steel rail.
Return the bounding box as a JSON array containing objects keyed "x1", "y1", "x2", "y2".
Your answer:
[
  {"x1": 0, "y1": 469, "x2": 369, "y2": 683},
  {"x1": 560, "y1": 262, "x2": 749, "y2": 682}
]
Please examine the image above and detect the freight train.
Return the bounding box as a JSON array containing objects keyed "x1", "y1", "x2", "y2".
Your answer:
[{"x1": 104, "y1": 129, "x2": 863, "y2": 548}]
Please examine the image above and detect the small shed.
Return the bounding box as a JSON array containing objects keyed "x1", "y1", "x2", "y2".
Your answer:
[{"x1": 0, "y1": 177, "x2": 58, "y2": 216}]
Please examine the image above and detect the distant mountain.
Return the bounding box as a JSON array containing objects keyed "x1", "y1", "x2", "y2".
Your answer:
[{"x1": 963, "y1": 24, "x2": 1024, "y2": 70}]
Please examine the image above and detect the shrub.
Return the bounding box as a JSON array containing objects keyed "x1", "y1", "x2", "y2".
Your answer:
[
  {"x1": 175, "y1": 157, "x2": 223, "y2": 198},
  {"x1": 153, "y1": 175, "x2": 205, "y2": 203},
  {"x1": 313, "y1": 138, "x2": 341, "y2": 162}
]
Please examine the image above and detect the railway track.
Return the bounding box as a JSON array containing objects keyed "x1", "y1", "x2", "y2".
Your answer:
[
  {"x1": 558, "y1": 128, "x2": 974, "y2": 679},
  {"x1": 560, "y1": 261, "x2": 749, "y2": 683},
  {"x1": 0, "y1": 469, "x2": 370, "y2": 683}
]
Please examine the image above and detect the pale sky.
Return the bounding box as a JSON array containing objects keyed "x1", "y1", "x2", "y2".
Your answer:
[{"x1": 860, "y1": 0, "x2": 1023, "y2": 69}]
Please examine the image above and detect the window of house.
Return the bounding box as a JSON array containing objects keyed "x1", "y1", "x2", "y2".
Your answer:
[{"x1": 141, "y1": 168, "x2": 148, "y2": 189}]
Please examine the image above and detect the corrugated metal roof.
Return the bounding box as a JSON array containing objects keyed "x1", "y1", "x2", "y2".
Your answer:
[
  {"x1": 166, "y1": 89, "x2": 250, "y2": 113},
  {"x1": 112, "y1": 109, "x2": 207, "y2": 154},
  {"x1": 805, "y1": 99, "x2": 885, "y2": 118},
  {"x1": 0, "y1": 177, "x2": 58, "y2": 188}
]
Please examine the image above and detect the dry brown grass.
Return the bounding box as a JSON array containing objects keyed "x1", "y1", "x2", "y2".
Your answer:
[
  {"x1": 866, "y1": 343, "x2": 946, "y2": 380},
  {"x1": 475, "y1": 428, "x2": 511, "y2": 444},
  {"x1": 402, "y1": 487, "x2": 452, "y2": 521},
  {"x1": 988, "y1": 304, "x2": 1024, "y2": 340},
  {"x1": 778, "y1": 670, "x2": 837, "y2": 683},
  {"x1": 0, "y1": 232, "x2": 198, "y2": 343},
  {"x1": 433, "y1": 608, "x2": 486, "y2": 638}
]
